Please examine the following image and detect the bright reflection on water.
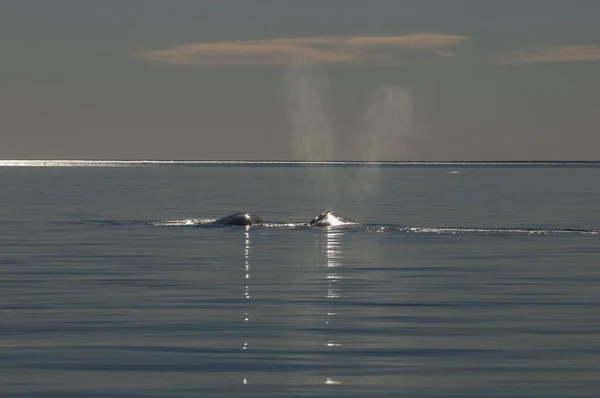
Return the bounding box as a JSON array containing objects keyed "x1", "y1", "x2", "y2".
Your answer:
[
  {"x1": 236, "y1": 225, "x2": 348, "y2": 389},
  {"x1": 243, "y1": 228, "x2": 251, "y2": 385},
  {"x1": 323, "y1": 227, "x2": 343, "y2": 385}
]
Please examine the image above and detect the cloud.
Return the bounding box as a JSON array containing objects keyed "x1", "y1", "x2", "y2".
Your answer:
[
  {"x1": 135, "y1": 34, "x2": 469, "y2": 66},
  {"x1": 498, "y1": 45, "x2": 600, "y2": 65}
]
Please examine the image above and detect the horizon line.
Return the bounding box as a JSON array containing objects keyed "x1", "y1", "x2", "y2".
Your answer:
[{"x1": 1, "y1": 159, "x2": 599, "y2": 167}]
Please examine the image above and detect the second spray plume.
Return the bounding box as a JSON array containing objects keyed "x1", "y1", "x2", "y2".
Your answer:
[{"x1": 354, "y1": 85, "x2": 416, "y2": 198}]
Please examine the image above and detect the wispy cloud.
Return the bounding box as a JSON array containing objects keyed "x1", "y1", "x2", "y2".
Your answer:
[
  {"x1": 135, "y1": 34, "x2": 469, "y2": 66},
  {"x1": 498, "y1": 45, "x2": 600, "y2": 65}
]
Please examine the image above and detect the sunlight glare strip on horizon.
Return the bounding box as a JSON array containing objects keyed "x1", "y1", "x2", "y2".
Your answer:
[{"x1": 0, "y1": 160, "x2": 598, "y2": 167}]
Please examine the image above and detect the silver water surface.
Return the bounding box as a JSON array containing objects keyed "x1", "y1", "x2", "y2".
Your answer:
[{"x1": 1, "y1": 165, "x2": 600, "y2": 397}]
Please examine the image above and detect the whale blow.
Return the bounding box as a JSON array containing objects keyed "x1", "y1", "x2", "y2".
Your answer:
[{"x1": 213, "y1": 213, "x2": 264, "y2": 226}]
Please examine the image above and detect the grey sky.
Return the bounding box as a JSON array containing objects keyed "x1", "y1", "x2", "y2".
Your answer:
[{"x1": 1, "y1": 0, "x2": 599, "y2": 160}]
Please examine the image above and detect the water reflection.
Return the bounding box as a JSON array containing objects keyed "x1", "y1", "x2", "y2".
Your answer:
[
  {"x1": 239, "y1": 226, "x2": 345, "y2": 387},
  {"x1": 243, "y1": 227, "x2": 250, "y2": 385},
  {"x1": 322, "y1": 227, "x2": 343, "y2": 385}
]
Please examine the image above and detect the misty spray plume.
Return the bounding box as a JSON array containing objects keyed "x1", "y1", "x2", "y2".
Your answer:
[
  {"x1": 282, "y1": 62, "x2": 337, "y2": 204},
  {"x1": 354, "y1": 86, "x2": 416, "y2": 197},
  {"x1": 282, "y1": 61, "x2": 334, "y2": 161}
]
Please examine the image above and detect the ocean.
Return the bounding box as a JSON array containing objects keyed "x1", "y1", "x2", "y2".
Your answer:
[{"x1": 1, "y1": 161, "x2": 599, "y2": 397}]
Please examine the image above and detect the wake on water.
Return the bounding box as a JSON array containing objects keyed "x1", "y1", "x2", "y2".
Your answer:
[
  {"x1": 152, "y1": 223, "x2": 600, "y2": 236},
  {"x1": 147, "y1": 212, "x2": 600, "y2": 236}
]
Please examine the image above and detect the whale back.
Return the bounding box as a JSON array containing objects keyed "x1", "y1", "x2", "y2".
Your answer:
[
  {"x1": 308, "y1": 210, "x2": 356, "y2": 227},
  {"x1": 213, "y1": 212, "x2": 264, "y2": 226}
]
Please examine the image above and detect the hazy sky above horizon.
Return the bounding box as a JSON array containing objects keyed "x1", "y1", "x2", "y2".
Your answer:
[{"x1": 1, "y1": 0, "x2": 599, "y2": 160}]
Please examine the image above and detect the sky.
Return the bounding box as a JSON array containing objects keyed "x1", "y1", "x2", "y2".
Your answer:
[{"x1": 1, "y1": 0, "x2": 599, "y2": 160}]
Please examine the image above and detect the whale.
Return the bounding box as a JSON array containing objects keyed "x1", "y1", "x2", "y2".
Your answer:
[
  {"x1": 209, "y1": 210, "x2": 355, "y2": 227},
  {"x1": 212, "y1": 212, "x2": 264, "y2": 226},
  {"x1": 307, "y1": 210, "x2": 356, "y2": 227}
]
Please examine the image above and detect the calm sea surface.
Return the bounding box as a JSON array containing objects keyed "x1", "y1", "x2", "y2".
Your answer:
[{"x1": 1, "y1": 163, "x2": 599, "y2": 397}]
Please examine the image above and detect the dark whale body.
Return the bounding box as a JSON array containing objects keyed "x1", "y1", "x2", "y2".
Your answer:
[
  {"x1": 209, "y1": 210, "x2": 355, "y2": 227},
  {"x1": 308, "y1": 210, "x2": 356, "y2": 227},
  {"x1": 212, "y1": 212, "x2": 264, "y2": 226}
]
